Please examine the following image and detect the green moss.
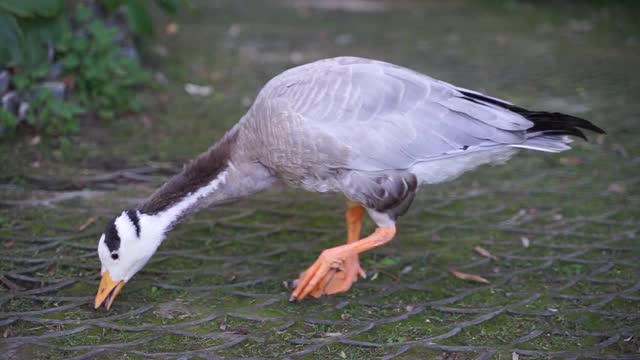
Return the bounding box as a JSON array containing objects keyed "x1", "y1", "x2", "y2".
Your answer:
[
  {"x1": 306, "y1": 343, "x2": 390, "y2": 360},
  {"x1": 49, "y1": 327, "x2": 150, "y2": 348},
  {"x1": 448, "y1": 314, "x2": 542, "y2": 347},
  {"x1": 1, "y1": 0, "x2": 638, "y2": 358},
  {"x1": 518, "y1": 332, "x2": 597, "y2": 352},
  {"x1": 352, "y1": 309, "x2": 475, "y2": 344}
]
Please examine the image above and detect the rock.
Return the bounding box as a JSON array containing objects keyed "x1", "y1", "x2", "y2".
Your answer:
[
  {"x1": 120, "y1": 38, "x2": 139, "y2": 60},
  {"x1": 0, "y1": 71, "x2": 9, "y2": 95},
  {"x1": 184, "y1": 83, "x2": 212, "y2": 97},
  {"x1": 2, "y1": 91, "x2": 19, "y2": 113},
  {"x1": 120, "y1": 45, "x2": 139, "y2": 60},
  {"x1": 18, "y1": 102, "x2": 29, "y2": 120},
  {"x1": 47, "y1": 62, "x2": 64, "y2": 80},
  {"x1": 47, "y1": 43, "x2": 56, "y2": 63},
  {"x1": 38, "y1": 82, "x2": 66, "y2": 99}
]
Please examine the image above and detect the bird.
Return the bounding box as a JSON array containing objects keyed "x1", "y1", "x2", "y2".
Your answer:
[{"x1": 94, "y1": 56, "x2": 604, "y2": 309}]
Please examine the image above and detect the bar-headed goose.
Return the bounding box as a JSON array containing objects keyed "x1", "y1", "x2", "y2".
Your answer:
[{"x1": 95, "y1": 57, "x2": 604, "y2": 309}]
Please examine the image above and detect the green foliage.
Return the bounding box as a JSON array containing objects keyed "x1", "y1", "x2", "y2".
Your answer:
[
  {"x1": 0, "y1": 0, "x2": 64, "y2": 68},
  {"x1": 0, "y1": 108, "x2": 18, "y2": 136},
  {"x1": 0, "y1": 0, "x2": 183, "y2": 139},
  {"x1": 0, "y1": 0, "x2": 181, "y2": 68},
  {"x1": 125, "y1": 0, "x2": 153, "y2": 37},
  {"x1": 56, "y1": 5, "x2": 150, "y2": 120},
  {"x1": 27, "y1": 89, "x2": 84, "y2": 134},
  {"x1": 0, "y1": 0, "x2": 62, "y2": 18},
  {"x1": 2, "y1": 4, "x2": 152, "y2": 138},
  {"x1": 100, "y1": 0, "x2": 183, "y2": 37},
  {"x1": 0, "y1": 89, "x2": 83, "y2": 137}
]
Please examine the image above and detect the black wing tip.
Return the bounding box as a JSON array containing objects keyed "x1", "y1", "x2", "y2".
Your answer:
[
  {"x1": 527, "y1": 115, "x2": 604, "y2": 142},
  {"x1": 580, "y1": 120, "x2": 606, "y2": 135},
  {"x1": 459, "y1": 90, "x2": 606, "y2": 139},
  {"x1": 551, "y1": 112, "x2": 606, "y2": 135}
]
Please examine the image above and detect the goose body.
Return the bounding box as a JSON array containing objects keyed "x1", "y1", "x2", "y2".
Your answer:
[{"x1": 95, "y1": 57, "x2": 604, "y2": 308}]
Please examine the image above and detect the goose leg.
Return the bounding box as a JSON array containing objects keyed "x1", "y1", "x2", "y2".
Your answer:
[
  {"x1": 290, "y1": 224, "x2": 396, "y2": 301},
  {"x1": 307, "y1": 204, "x2": 367, "y2": 298},
  {"x1": 343, "y1": 204, "x2": 368, "y2": 279}
]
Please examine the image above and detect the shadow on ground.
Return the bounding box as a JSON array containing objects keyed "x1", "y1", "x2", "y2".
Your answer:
[{"x1": 1, "y1": 0, "x2": 639, "y2": 359}]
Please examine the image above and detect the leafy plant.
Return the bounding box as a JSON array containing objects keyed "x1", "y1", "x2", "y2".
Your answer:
[
  {"x1": 0, "y1": 0, "x2": 183, "y2": 139},
  {"x1": 100, "y1": 0, "x2": 182, "y2": 37},
  {"x1": 26, "y1": 89, "x2": 84, "y2": 135},
  {"x1": 0, "y1": 88, "x2": 84, "y2": 137},
  {"x1": 0, "y1": 108, "x2": 18, "y2": 136},
  {"x1": 0, "y1": 0, "x2": 65, "y2": 68},
  {"x1": 56, "y1": 5, "x2": 150, "y2": 120}
]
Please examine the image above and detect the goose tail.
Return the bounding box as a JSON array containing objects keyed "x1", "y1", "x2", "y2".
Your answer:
[
  {"x1": 516, "y1": 111, "x2": 605, "y2": 153},
  {"x1": 459, "y1": 90, "x2": 605, "y2": 153}
]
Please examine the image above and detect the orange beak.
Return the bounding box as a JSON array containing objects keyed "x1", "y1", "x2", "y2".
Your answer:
[{"x1": 94, "y1": 271, "x2": 125, "y2": 310}]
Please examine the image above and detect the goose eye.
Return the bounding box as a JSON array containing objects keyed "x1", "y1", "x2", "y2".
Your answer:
[{"x1": 111, "y1": 253, "x2": 119, "y2": 260}]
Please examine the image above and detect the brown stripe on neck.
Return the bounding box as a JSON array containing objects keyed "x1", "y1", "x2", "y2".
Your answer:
[{"x1": 140, "y1": 131, "x2": 238, "y2": 215}]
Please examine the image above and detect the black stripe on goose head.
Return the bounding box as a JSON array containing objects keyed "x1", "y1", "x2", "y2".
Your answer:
[
  {"x1": 125, "y1": 209, "x2": 140, "y2": 237},
  {"x1": 104, "y1": 217, "x2": 120, "y2": 252}
]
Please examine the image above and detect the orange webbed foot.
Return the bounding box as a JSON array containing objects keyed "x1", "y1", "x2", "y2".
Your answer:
[
  {"x1": 290, "y1": 225, "x2": 395, "y2": 301},
  {"x1": 290, "y1": 247, "x2": 365, "y2": 301}
]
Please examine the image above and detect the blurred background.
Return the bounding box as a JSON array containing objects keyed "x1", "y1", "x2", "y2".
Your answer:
[{"x1": 1, "y1": 1, "x2": 639, "y2": 359}]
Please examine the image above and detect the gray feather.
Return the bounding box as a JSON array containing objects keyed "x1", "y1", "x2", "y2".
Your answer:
[
  {"x1": 254, "y1": 56, "x2": 535, "y2": 173},
  {"x1": 234, "y1": 56, "x2": 585, "y2": 222}
]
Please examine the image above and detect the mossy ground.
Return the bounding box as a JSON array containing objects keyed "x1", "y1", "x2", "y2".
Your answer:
[{"x1": 1, "y1": 0, "x2": 639, "y2": 358}]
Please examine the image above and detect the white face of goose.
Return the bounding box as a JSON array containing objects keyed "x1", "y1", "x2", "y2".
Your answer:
[{"x1": 94, "y1": 210, "x2": 164, "y2": 310}]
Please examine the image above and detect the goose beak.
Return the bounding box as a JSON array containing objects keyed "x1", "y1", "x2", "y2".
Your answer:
[{"x1": 95, "y1": 271, "x2": 125, "y2": 310}]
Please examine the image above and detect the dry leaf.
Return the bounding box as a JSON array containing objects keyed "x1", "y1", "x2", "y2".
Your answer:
[
  {"x1": 400, "y1": 265, "x2": 413, "y2": 275},
  {"x1": 166, "y1": 22, "x2": 179, "y2": 34},
  {"x1": 47, "y1": 324, "x2": 64, "y2": 332},
  {"x1": 29, "y1": 135, "x2": 41, "y2": 146},
  {"x1": 449, "y1": 269, "x2": 489, "y2": 284},
  {"x1": 77, "y1": 216, "x2": 97, "y2": 232},
  {"x1": 559, "y1": 157, "x2": 583, "y2": 166},
  {"x1": 474, "y1": 246, "x2": 498, "y2": 260}
]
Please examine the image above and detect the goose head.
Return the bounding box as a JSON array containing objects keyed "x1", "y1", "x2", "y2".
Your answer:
[{"x1": 94, "y1": 209, "x2": 164, "y2": 310}]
